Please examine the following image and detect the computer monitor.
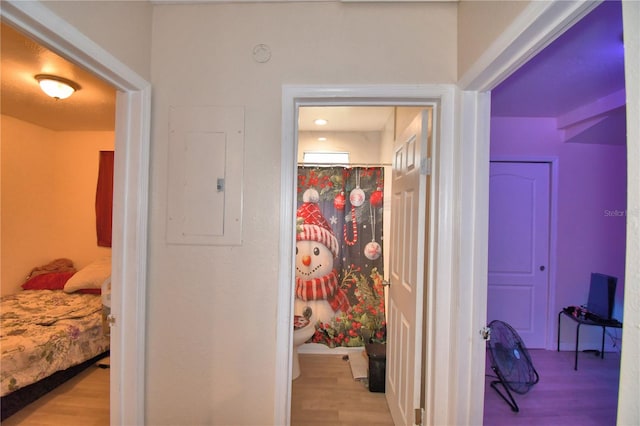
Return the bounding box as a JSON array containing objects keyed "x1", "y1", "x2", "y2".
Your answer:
[{"x1": 586, "y1": 273, "x2": 617, "y2": 320}]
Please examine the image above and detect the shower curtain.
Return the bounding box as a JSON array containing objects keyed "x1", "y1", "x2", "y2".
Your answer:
[{"x1": 297, "y1": 166, "x2": 386, "y2": 347}]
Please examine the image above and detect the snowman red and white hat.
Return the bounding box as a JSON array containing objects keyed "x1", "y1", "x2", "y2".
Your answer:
[{"x1": 296, "y1": 188, "x2": 339, "y2": 258}]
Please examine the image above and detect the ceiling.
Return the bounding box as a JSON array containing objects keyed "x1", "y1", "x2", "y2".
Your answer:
[
  {"x1": 0, "y1": 22, "x2": 116, "y2": 131},
  {"x1": 0, "y1": 1, "x2": 625, "y2": 137},
  {"x1": 298, "y1": 106, "x2": 394, "y2": 132},
  {"x1": 491, "y1": 0, "x2": 625, "y2": 145},
  {"x1": 491, "y1": 0, "x2": 625, "y2": 118}
]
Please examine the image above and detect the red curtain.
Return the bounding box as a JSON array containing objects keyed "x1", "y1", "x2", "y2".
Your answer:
[{"x1": 96, "y1": 151, "x2": 114, "y2": 247}]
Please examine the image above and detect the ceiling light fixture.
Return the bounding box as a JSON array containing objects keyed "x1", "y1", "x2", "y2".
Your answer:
[
  {"x1": 35, "y1": 74, "x2": 80, "y2": 100},
  {"x1": 314, "y1": 118, "x2": 328, "y2": 126},
  {"x1": 318, "y1": 137, "x2": 327, "y2": 142}
]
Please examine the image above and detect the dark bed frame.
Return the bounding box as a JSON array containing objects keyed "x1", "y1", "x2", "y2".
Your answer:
[{"x1": 1, "y1": 350, "x2": 109, "y2": 421}]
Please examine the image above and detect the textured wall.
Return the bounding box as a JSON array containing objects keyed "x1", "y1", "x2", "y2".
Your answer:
[
  {"x1": 148, "y1": 2, "x2": 455, "y2": 424},
  {"x1": 1, "y1": 116, "x2": 113, "y2": 296}
]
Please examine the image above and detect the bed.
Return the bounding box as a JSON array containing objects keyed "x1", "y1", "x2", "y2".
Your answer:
[{"x1": 0, "y1": 258, "x2": 111, "y2": 420}]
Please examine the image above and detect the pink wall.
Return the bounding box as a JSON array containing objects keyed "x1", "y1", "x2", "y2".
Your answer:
[{"x1": 490, "y1": 117, "x2": 627, "y2": 336}]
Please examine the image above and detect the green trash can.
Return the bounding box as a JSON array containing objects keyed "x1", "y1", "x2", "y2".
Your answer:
[{"x1": 365, "y1": 343, "x2": 386, "y2": 393}]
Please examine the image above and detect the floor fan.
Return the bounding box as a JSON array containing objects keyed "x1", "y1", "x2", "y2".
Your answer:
[{"x1": 486, "y1": 320, "x2": 539, "y2": 412}]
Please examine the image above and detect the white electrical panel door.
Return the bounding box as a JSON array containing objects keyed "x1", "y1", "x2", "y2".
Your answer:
[{"x1": 167, "y1": 106, "x2": 244, "y2": 245}]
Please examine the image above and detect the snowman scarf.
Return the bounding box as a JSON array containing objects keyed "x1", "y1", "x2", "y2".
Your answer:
[{"x1": 295, "y1": 269, "x2": 350, "y2": 313}]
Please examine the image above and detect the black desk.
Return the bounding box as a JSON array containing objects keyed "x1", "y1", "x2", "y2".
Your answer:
[{"x1": 557, "y1": 310, "x2": 622, "y2": 370}]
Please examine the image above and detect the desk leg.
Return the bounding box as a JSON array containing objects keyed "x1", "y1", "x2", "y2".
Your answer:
[
  {"x1": 575, "y1": 323, "x2": 581, "y2": 371},
  {"x1": 557, "y1": 312, "x2": 562, "y2": 352}
]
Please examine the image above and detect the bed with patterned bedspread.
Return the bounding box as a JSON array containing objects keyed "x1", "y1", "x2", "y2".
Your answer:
[{"x1": 0, "y1": 290, "x2": 109, "y2": 398}]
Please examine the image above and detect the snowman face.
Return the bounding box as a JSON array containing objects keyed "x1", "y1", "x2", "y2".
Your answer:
[{"x1": 295, "y1": 240, "x2": 334, "y2": 279}]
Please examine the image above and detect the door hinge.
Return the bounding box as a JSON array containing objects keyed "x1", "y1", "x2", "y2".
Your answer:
[
  {"x1": 415, "y1": 407, "x2": 424, "y2": 426},
  {"x1": 107, "y1": 314, "x2": 116, "y2": 326},
  {"x1": 480, "y1": 326, "x2": 491, "y2": 340},
  {"x1": 420, "y1": 157, "x2": 432, "y2": 176}
]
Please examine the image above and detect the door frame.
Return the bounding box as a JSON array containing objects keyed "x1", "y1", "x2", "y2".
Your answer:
[
  {"x1": 457, "y1": 1, "x2": 607, "y2": 424},
  {"x1": 488, "y1": 158, "x2": 559, "y2": 350},
  {"x1": 276, "y1": 85, "x2": 457, "y2": 425},
  {"x1": 0, "y1": 2, "x2": 151, "y2": 425},
  {"x1": 276, "y1": 1, "x2": 637, "y2": 425}
]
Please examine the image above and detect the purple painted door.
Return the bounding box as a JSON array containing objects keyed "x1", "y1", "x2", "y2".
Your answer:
[{"x1": 487, "y1": 162, "x2": 551, "y2": 348}]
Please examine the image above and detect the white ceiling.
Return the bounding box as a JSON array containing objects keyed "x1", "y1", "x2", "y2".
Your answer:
[{"x1": 298, "y1": 106, "x2": 394, "y2": 132}]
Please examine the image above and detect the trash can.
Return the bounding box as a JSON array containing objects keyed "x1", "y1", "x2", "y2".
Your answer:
[{"x1": 365, "y1": 343, "x2": 386, "y2": 393}]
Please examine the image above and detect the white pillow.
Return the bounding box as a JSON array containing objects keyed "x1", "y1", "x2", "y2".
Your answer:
[{"x1": 64, "y1": 256, "x2": 111, "y2": 293}]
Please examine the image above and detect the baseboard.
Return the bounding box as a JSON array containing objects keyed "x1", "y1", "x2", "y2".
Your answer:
[{"x1": 297, "y1": 343, "x2": 365, "y2": 355}]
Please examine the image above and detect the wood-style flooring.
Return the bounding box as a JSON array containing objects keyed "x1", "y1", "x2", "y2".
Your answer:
[
  {"x1": 2, "y1": 366, "x2": 109, "y2": 426},
  {"x1": 2, "y1": 349, "x2": 619, "y2": 425},
  {"x1": 294, "y1": 349, "x2": 620, "y2": 426},
  {"x1": 484, "y1": 349, "x2": 621, "y2": 426},
  {"x1": 291, "y1": 354, "x2": 394, "y2": 426}
]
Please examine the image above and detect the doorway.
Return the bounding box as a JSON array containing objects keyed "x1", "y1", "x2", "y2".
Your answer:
[
  {"x1": 276, "y1": 84, "x2": 458, "y2": 426},
  {"x1": 292, "y1": 105, "x2": 423, "y2": 424},
  {"x1": 1, "y1": 2, "x2": 150, "y2": 424}
]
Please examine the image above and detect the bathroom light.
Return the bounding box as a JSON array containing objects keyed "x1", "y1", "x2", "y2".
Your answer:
[
  {"x1": 318, "y1": 137, "x2": 327, "y2": 141},
  {"x1": 35, "y1": 74, "x2": 79, "y2": 100},
  {"x1": 314, "y1": 118, "x2": 328, "y2": 126}
]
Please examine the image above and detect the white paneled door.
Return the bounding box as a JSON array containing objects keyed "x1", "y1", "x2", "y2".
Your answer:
[
  {"x1": 487, "y1": 161, "x2": 551, "y2": 348},
  {"x1": 386, "y1": 110, "x2": 430, "y2": 425}
]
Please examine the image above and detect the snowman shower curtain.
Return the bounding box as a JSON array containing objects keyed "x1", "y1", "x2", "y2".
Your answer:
[{"x1": 296, "y1": 166, "x2": 386, "y2": 348}]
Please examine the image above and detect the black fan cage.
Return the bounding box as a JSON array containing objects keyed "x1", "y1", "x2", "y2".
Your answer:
[{"x1": 487, "y1": 320, "x2": 540, "y2": 412}]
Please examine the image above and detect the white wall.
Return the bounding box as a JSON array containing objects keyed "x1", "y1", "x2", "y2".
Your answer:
[
  {"x1": 44, "y1": 0, "x2": 152, "y2": 81},
  {"x1": 298, "y1": 131, "x2": 383, "y2": 164},
  {"x1": 148, "y1": 2, "x2": 455, "y2": 424},
  {"x1": 457, "y1": 0, "x2": 531, "y2": 79}
]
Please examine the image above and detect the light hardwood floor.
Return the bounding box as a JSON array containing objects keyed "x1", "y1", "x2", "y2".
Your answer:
[
  {"x1": 294, "y1": 349, "x2": 620, "y2": 426},
  {"x1": 2, "y1": 366, "x2": 109, "y2": 426},
  {"x1": 484, "y1": 349, "x2": 621, "y2": 426},
  {"x1": 2, "y1": 349, "x2": 618, "y2": 425},
  {"x1": 291, "y1": 354, "x2": 394, "y2": 426}
]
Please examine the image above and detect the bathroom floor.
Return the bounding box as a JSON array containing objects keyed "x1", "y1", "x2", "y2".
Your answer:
[{"x1": 291, "y1": 354, "x2": 394, "y2": 426}]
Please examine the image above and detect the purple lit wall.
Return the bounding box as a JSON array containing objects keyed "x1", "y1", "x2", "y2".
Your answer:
[
  {"x1": 490, "y1": 117, "x2": 627, "y2": 331},
  {"x1": 489, "y1": 1, "x2": 627, "y2": 350}
]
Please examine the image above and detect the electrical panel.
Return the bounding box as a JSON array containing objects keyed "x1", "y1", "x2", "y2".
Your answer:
[{"x1": 167, "y1": 106, "x2": 244, "y2": 245}]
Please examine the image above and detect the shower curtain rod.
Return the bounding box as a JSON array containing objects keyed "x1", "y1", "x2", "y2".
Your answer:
[{"x1": 298, "y1": 162, "x2": 392, "y2": 167}]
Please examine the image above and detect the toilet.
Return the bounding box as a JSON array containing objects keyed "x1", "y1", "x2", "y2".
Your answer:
[{"x1": 292, "y1": 315, "x2": 316, "y2": 380}]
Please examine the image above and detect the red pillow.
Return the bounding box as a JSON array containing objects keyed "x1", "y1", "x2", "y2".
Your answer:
[{"x1": 22, "y1": 271, "x2": 76, "y2": 290}]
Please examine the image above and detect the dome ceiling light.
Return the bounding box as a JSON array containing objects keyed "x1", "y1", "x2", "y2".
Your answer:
[{"x1": 35, "y1": 74, "x2": 80, "y2": 100}]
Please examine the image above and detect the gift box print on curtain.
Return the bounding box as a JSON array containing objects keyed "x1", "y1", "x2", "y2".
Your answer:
[{"x1": 296, "y1": 166, "x2": 386, "y2": 348}]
